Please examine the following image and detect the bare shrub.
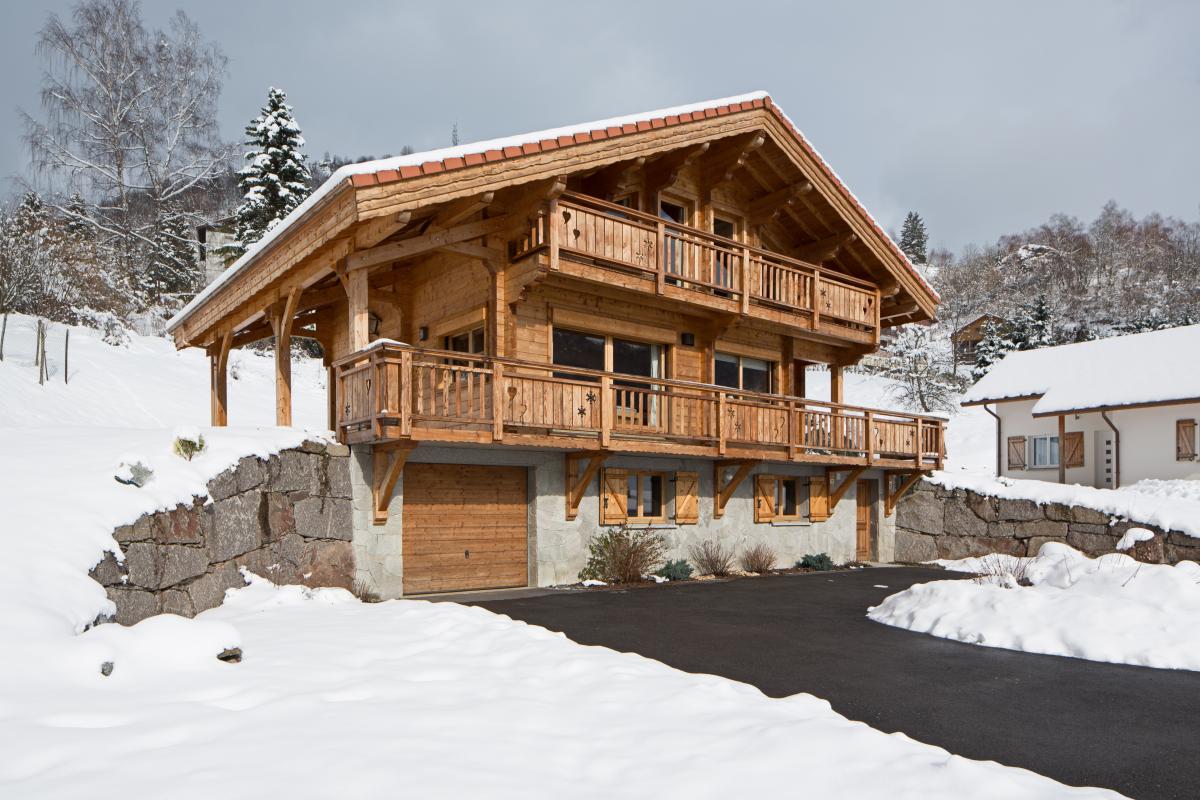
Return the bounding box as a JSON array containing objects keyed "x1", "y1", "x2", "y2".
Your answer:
[
  {"x1": 579, "y1": 526, "x2": 667, "y2": 584},
  {"x1": 689, "y1": 539, "x2": 735, "y2": 577},
  {"x1": 352, "y1": 579, "x2": 382, "y2": 603},
  {"x1": 971, "y1": 554, "x2": 1030, "y2": 587},
  {"x1": 740, "y1": 542, "x2": 778, "y2": 574}
]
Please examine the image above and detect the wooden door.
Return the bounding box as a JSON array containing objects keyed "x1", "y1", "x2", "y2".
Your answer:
[
  {"x1": 402, "y1": 464, "x2": 528, "y2": 594},
  {"x1": 855, "y1": 480, "x2": 874, "y2": 561}
]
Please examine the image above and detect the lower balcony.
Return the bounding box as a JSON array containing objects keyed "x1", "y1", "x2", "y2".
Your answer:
[{"x1": 334, "y1": 343, "x2": 943, "y2": 471}]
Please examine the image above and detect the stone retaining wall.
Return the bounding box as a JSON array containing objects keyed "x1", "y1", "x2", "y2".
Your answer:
[
  {"x1": 90, "y1": 441, "x2": 354, "y2": 625},
  {"x1": 895, "y1": 480, "x2": 1199, "y2": 565}
]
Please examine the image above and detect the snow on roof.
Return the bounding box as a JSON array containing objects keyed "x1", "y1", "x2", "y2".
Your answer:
[
  {"x1": 169, "y1": 90, "x2": 932, "y2": 334},
  {"x1": 962, "y1": 324, "x2": 1200, "y2": 415}
]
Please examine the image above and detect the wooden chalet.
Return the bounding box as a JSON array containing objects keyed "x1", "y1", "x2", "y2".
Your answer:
[{"x1": 168, "y1": 92, "x2": 943, "y2": 595}]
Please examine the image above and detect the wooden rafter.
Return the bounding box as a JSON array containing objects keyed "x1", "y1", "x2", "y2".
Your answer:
[
  {"x1": 373, "y1": 443, "x2": 417, "y2": 524},
  {"x1": 565, "y1": 451, "x2": 609, "y2": 520},
  {"x1": 826, "y1": 466, "x2": 867, "y2": 512},
  {"x1": 885, "y1": 470, "x2": 928, "y2": 517},
  {"x1": 584, "y1": 157, "x2": 646, "y2": 198},
  {"x1": 794, "y1": 231, "x2": 858, "y2": 263},
  {"x1": 701, "y1": 133, "x2": 765, "y2": 189},
  {"x1": 713, "y1": 460, "x2": 757, "y2": 518},
  {"x1": 354, "y1": 211, "x2": 412, "y2": 250},
  {"x1": 346, "y1": 214, "x2": 513, "y2": 271},
  {"x1": 748, "y1": 182, "x2": 812, "y2": 227},
  {"x1": 644, "y1": 143, "x2": 710, "y2": 203},
  {"x1": 431, "y1": 191, "x2": 495, "y2": 228},
  {"x1": 442, "y1": 241, "x2": 506, "y2": 262}
]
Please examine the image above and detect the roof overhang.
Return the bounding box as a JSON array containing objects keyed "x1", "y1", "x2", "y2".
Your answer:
[{"x1": 1030, "y1": 395, "x2": 1200, "y2": 418}]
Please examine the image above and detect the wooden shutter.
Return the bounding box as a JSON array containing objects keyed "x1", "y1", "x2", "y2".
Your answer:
[
  {"x1": 1179, "y1": 419, "x2": 1198, "y2": 461},
  {"x1": 1007, "y1": 436, "x2": 1027, "y2": 470},
  {"x1": 600, "y1": 468, "x2": 628, "y2": 524},
  {"x1": 1062, "y1": 431, "x2": 1085, "y2": 468},
  {"x1": 809, "y1": 476, "x2": 830, "y2": 522},
  {"x1": 674, "y1": 471, "x2": 699, "y2": 524},
  {"x1": 754, "y1": 475, "x2": 777, "y2": 523}
]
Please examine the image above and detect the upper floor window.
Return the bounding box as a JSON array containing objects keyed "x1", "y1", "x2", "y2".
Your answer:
[
  {"x1": 659, "y1": 199, "x2": 687, "y2": 224},
  {"x1": 444, "y1": 327, "x2": 485, "y2": 354},
  {"x1": 552, "y1": 328, "x2": 665, "y2": 380},
  {"x1": 714, "y1": 352, "x2": 773, "y2": 394}
]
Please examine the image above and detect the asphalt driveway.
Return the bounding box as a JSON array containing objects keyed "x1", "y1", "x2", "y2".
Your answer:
[{"x1": 471, "y1": 567, "x2": 1200, "y2": 800}]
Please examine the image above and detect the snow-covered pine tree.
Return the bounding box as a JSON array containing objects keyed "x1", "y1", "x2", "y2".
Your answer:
[
  {"x1": 230, "y1": 87, "x2": 311, "y2": 258},
  {"x1": 1010, "y1": 293, "x2": 1053, "y2": 351},
  {"x1": 899, "y1": 212, "x2": 929, "y2": 265},
  {"x1": 970, "y1": 319, "x2": 1010, "y2": 381},
  {"x1": 143, "y1": 209, "x2": 201, "y2": 309}
]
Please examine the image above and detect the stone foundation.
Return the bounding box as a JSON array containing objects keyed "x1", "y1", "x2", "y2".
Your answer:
[
  {"x1": 91, "y1": 441, "x2": 354, "y2": 625},
  {"x1": 895, "y1": 480, "x2": 1198, "y2": 565}
]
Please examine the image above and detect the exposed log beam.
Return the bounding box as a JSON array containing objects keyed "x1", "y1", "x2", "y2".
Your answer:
[
  {"x1": 431, "y1": 191, "x2": 495, "y2": 228},
  {"x1": 584, "y1": 157, "x2": 646, "y2": 199},
  {"x1": 442, "y1": 241, "x2": 506, "y2": 262},
  {"x1": 794, "y1": 231, "x2": 858, "y2": 263},
  {"x1": 643, "y1": 143, "x2": 710, "y2": 207},
  {"x1": 353, "y1": 211, "x2": 412, "y2": 250},
  {"x1": 748, "y1": 182, "x2": 813, "y2": 227},
  {"x1": 565, "y1": 452, "x2": 609, "y2": 520},
  {"x1": 346, "y1": 214, "x2": 512, "y2": 271},
  {"x1": 373, "y1": 442, "x2": 418, "y2": 524},
  {"x1": 702, "y1": 133, "x2": 765, "y2": 188},
  {"x1": 881, "y1": 301, "x2": 920, "y2": 321},
  {"x1": 501, "y1": 175, "x2": 568, "y2": 215}
]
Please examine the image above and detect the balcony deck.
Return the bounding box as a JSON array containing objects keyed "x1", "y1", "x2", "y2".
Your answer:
[
  {"x1": 334, "y1": 343, "x2": 943, "y2": 471},
  {"x1": 510, "y1": 192, "x2": 881, "y2": 345}
]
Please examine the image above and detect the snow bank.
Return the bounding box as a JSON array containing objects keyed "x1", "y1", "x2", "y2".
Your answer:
[
  {"x1": 929, "y1": 472, "x2": 1200, "y2": 538},
  {"x1": 871, "y1": 543, "x2": 1200, "y2": 671},
  {"x1": 0, "y1": 578, "x2": 1120, "y2": 798}
]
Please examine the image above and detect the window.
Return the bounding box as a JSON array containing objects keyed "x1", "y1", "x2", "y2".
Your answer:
[
  {"x1": 715, "y1": 352, "x2": 774, "y2": 394},
  {"x1": 444, "y1": 326, "x2": 485, "y2": 354},
  {"x1": 1029, "y1": 435, "x2": 1059, "y2": 468},
  {"x1": 626, "y1": 471, "x2": 667, "y2": 522},
  {"x1": 659, "y1": 200, "x2": 687, "y2": 224},
  {"x1": 553, "y1": 328, "x2": 665, "y2": 380},
  {"x1": 754, "y1": 475, "x2": 812, "y2": 522},
  {"x1": 552, "y1": 328, "x2": 605, "y2": 377}
]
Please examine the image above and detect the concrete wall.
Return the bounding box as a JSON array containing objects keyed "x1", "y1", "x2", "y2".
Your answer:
[
  {"x1": 352, "y1": 443, "x2": 895, "y2": 598},
  {"x1": 995, "y1": 400, "x2": 1200, "y2": 487}
]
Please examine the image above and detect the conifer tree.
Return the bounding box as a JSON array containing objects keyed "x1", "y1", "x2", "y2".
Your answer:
[
  {"x1": 231, "y1": 87, "x2": 311, "y2": 257},
  {"x1": 899, "y1": 211, "x2": 929, "y2": 265},
  {"x1": 970, "y1": 319, "x2": 1010, "y2": 381},
  {"x1": 1010, "y1": 294, "x2": 1054, "y2": 351}
]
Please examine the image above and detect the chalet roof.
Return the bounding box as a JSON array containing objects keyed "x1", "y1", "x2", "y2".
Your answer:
[
  {"x1": 961, "y1": 324, "x2": 1200, "y2": 416},
  {"x1": 168, "y1": 91, "x2": 934, "y2": 334}
]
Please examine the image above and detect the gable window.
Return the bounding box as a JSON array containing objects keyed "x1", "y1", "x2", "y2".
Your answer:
[
  {"x1": 1029, "y1": 435, "x2": 1059, "y2": 468},
  {"x1": 715, "y1": 352, "x2": 774, "y2": 394}
]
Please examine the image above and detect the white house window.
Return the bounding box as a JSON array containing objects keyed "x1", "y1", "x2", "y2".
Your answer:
[{"x1": 1030, "y1": 435, "x2": 1059, "y2": 468}]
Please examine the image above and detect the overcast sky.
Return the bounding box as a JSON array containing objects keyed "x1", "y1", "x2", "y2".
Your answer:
[{"x1": 2, "y1": 0, "x2": 1197, "y2": 251}]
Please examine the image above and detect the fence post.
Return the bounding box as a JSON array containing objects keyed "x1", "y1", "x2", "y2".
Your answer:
[
  {"x1": 740, "y1": 248, "x2": 751, "y2": 315},
  {"x1": 656, "y1": 220, "x2": 667, "y2": 295},
  {"x1": 915, "y1": 417, "x2": 923, "y2": 467},
  {"x1": 866, "y1": 411, "x2": 874, "y2": 464},
  {"x1": 600, "y1": 375, "x2": 612, "y2": 447},
  {"x1": 0, "y1": 312, "x2": 7, "y2": 361},
  {"x1": 717, "y1": 393, "x2": 727, "y2": 456},
  {"x1": 492, "y1": 361, "x2": 505, "y2": 442},
  {"x1": 64, "y1": 329, "x2": 69, "y2": 384},
  {"x1": 399, "y1": 348, "x2": 413, "y2": 436},
  {"x1": 812, "y1": 269, "x2": 822, "y2": 331}
]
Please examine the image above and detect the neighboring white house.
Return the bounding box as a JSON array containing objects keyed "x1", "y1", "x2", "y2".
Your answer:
[{"x1": 961, "y1": 325, "x2": 1200, "y2": 487}]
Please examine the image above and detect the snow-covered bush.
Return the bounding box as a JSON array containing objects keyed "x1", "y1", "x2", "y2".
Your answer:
[
  {"x1": 690, "y1": 539, "x2": 735, "y2": 576},
  {"x1": 740, "y1": 543, "x2": 778, "y2": 573},
  {"x1": 114, "y1": 454, "x2": 153, "y2": 487},
  {"x1": 172, "y1": 427, "x2": 206, "y2": 461},
  {"x1": 578, "y1": 527, "x2": 666, "y2": 584},
  {"x1": 969, "y1": 553, "x2": 1030, "y2": 587}
]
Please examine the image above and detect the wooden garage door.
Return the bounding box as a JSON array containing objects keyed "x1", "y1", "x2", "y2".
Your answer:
[{"x1": 402, "y1": 464, "x2": 528, "y2": 594}]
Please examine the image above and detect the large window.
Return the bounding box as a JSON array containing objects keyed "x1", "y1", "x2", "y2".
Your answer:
[
  {"x1": 1030, "y1": 435, "x2": 1059, "y2": 468},
  {"x1": 714, "y1": 352, "x2": 774, "y2": 394},
  {"x1": 552, "y1": 328, "x2": 605, "y2": 376},
  {"x1": 552, "y1": 329, "x2": 664, "y2": 380}
]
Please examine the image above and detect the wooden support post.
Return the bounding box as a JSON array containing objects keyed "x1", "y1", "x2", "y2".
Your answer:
[
  {"x1": 399, "y1": 347, "x2": 413, "y2": 436},
  {"x1": 656, "y1": 219, "x2": 667, "y2": 295},
  {"x1": 787, "y1": 399, "x2": 797, "y2": 461},
  {"x1": 347, "y1": 269, "x2": 370, "y2": 351},
  {"x1": 830, "y1": 365, "x2": 844, "y2": 405},
  {"x1": 485, "y1": 250, "x2": 506, "y2": 358},
  {"x1": 209, "y1": 330, "x2": 232, "y2": 427},
  {"x1": 565, "y1": 452, "x2": 608, "y2": 520},
  {"x1": 865, "y1": 411, "x2": 874, "y2": 463},
  {"x1": 600, "y1": 374, "x2": 612, "y2": 448},
  {"x1": 327, "y1": 365, "x2": 336, "y2": 433},
  {"x1": 1058, "y1": 414, "x2": 1067, "y2": 484},
  {"x1": 914, "y1": 417, "x2": 923, "y2": 466},
  {"x1": 812, "y1": 269, "x2": 822, "y2": 330},
  {"x1": 272, "y1": 288, "x2": 302, "y2": 427},
  {"x1": 885, "y1": 470, "x2": 928, "y2": 517},
  {"x1": 717, "y1": 393, "x2": 727, "y2": 456},
  {"x1": 713, "y1": 460, "x2": 756, "y2": 518},
  {"x1": 491, "y1": 361, "x2": 505, "y2": 441},
  {"x1": 372, "y1": 442, "x2": 416, "y2": 525},
  {"x1": 830, "y1": 364, "x2": 844, "y2": 451},
  {"x1": 547, "y1": 199, "x2": 560, "y2": 272},
  {"x1": 740, "y1": 246, "x2": 751, "y2": 314},
  {"x1": 827, "y1": 466, "x2": 867, "y2": 512}
]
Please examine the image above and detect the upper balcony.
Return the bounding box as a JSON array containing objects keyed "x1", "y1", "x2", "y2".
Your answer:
[
  {"x1": 334, "y1": 342, "x2": 943, "y2": 472},
  {"x1": 510, "y1": 192, "x2": 881, "y2": 345}
]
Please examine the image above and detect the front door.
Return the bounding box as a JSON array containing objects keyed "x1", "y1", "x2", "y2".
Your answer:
[{"x1": 855, "y1": 480, "x2": 874, "y2": 561}]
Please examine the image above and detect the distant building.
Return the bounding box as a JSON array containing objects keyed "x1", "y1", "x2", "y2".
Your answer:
[
  {"x1": 962, "y1": 325, "x2": 1200, "y2": 488},
  {"x1": 196, "y1": 218, "x2": 238, "y2": 287},
  {"x1": 951, "y1": 313, "x2": 1005, "y2": 364}
]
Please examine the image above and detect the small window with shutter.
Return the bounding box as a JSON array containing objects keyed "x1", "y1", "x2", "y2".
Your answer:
[
  {"x1": 1178, "y1": 419, "x2": 1197, "y2": 461},
  {"x1": 1007, "y1": 436, "x2": 1027, "y2": 470}
]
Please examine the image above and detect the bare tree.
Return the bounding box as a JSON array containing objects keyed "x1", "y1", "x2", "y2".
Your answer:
[{"x1": 22, "y1": 0, "x2": 231, "y2": 307}]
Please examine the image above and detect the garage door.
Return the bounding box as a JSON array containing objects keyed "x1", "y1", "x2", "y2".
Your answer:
[{"x1": 402, "y1": 464, "x2": 529, "y2": 594}]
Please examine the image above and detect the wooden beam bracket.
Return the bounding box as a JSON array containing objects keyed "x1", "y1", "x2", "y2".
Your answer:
[
  {"x1": 884, "y1": 470, "x2": 928, "y2": 517},
  {"x1": 714, "y1": 459, "x2": 757, "y2": 518},
  {"x1": 566, "y1": 451, "x2": 609, "y2": 520},
  {"x1": 826, "y1": 466, "x2": 867, "y2": 512},
  {"x1": 373, "y1": 442, "x2": 417, "y2": 525}
]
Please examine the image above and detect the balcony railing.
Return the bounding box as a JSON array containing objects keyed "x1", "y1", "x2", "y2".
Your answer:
[
  {"x1": 510, "y1": 192, "x2": 880, "y2": 343},
  {"x1": 334, "y1": 343, "x2": 943, "y2": 470}
]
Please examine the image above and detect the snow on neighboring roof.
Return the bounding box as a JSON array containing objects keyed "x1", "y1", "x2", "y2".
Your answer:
[
  {"x1": 962, "y1": 324, "x2": 1200, "y2": 414},
  {"x1": 169, "y1": 90, "x2": 933, "y2": 334}
]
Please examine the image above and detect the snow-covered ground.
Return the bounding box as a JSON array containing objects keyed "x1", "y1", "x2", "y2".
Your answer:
[
  {"x1": 870, "y1": 543, "x2": 1200, "y2": 672},
  {"x1": 0, "y1": 316, "x2": 1121, "y2": 797},
  {"x1": 930, "y1": 471, "x2": 1200, "y2": 539}
]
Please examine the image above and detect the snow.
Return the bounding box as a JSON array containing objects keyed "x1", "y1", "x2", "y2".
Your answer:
[
  {"x1": 870, "y1": 543, "x2": 1200, "y2": 672},
  {"x1": 929, "y1": 472, "x2": 1200, "y2": 538},
  {"x1": 0, "y1": 314, "x2": 1125, "y2": 796},
  {"x1": 962, "y1": 324, "x2": 1200, "y2": 414},
  {"x1": 1, "y1": 577, "x2": 1121, "y2": 798},
  {"x1": 1115, "y1": 527, "x2": 1155, "y2": 550}
]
